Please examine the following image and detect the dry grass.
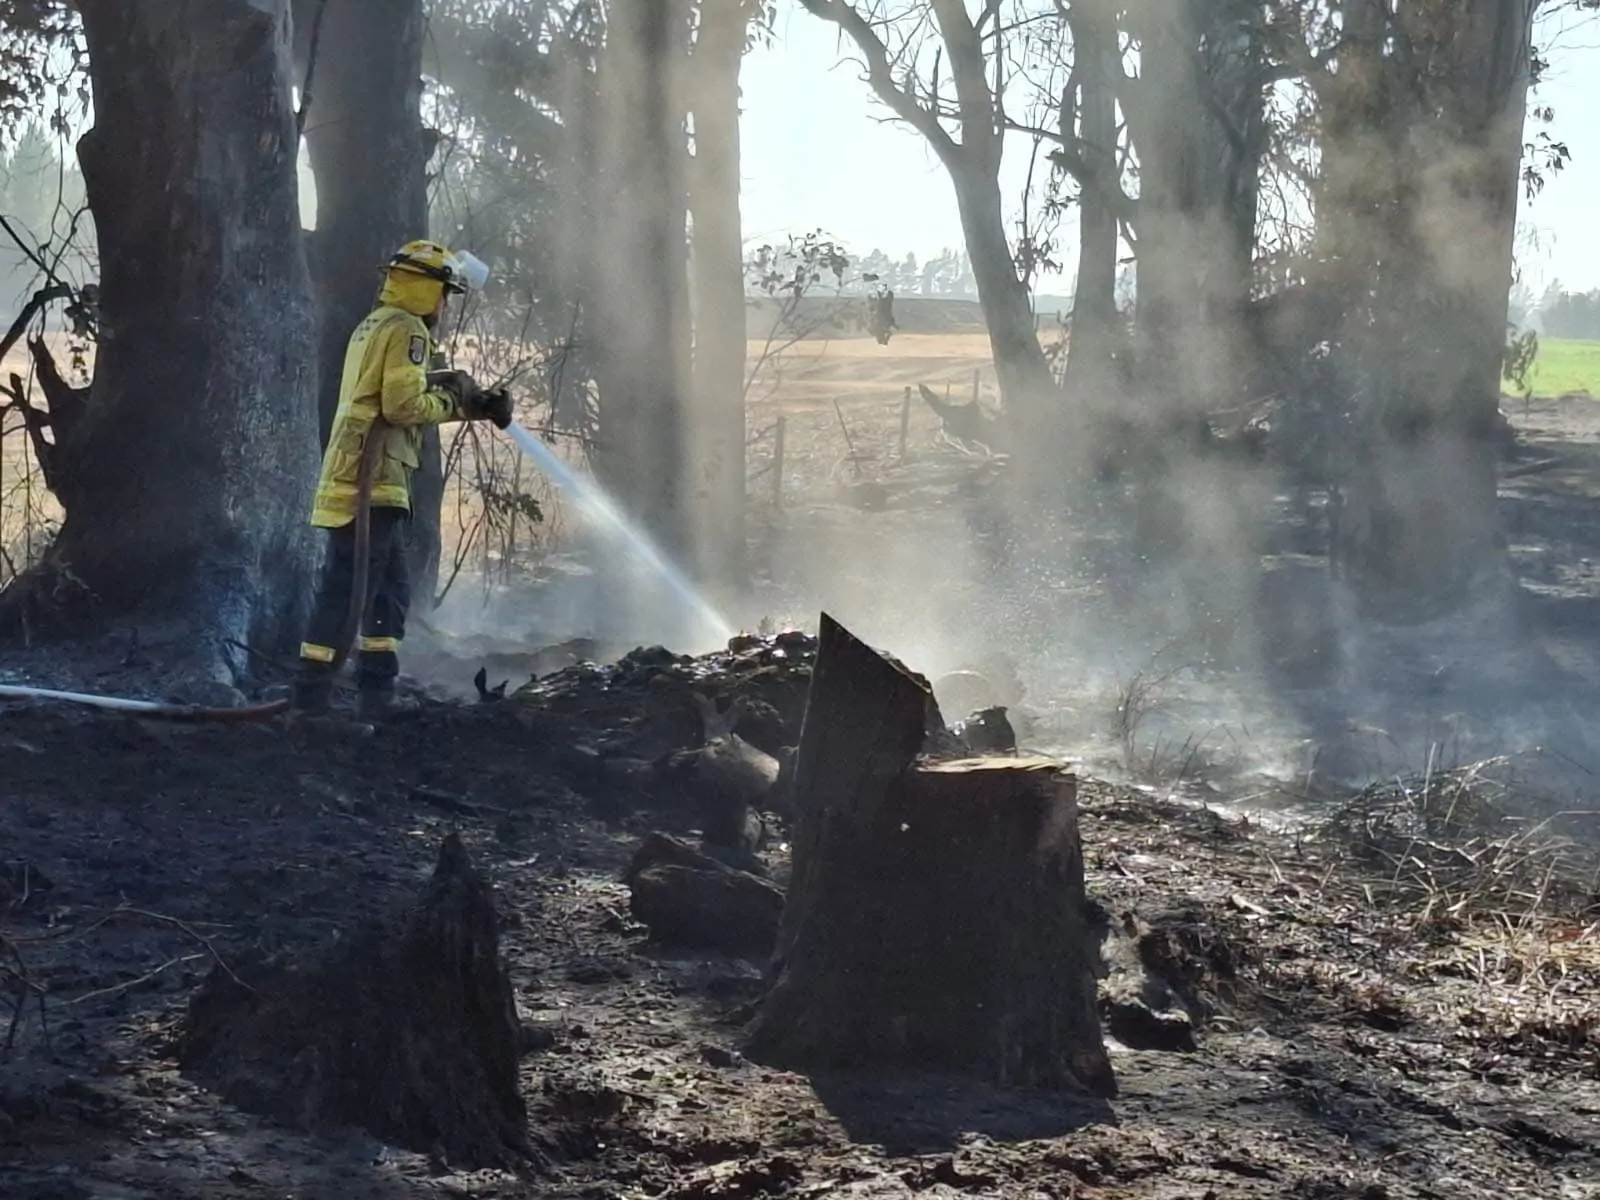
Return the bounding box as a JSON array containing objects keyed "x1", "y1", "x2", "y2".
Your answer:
[
  {"x1": 1294, "y1": 757, "x2": 1600, "y2": 1062},
  {"x1": 1321, "y1": 753, "x2": 1600, "y2": 920},
  {"x1": 1107, "y1": 642, "x2": 1213, "y2": 787},
  {"x1": 1084, "y1": 770, "x2": 1600, "y2": 1073}
]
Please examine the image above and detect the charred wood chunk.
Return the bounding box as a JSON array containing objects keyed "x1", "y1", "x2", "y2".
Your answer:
[
  {"x1": 177, "y1": 835, "x2": 536, "y2": 1171},
  {"x1": 747, "y1": 615, "x2": 1115, "y2": 1098},
  {"x1": 626, "y1": 833, "x2": 785, "y2": 955}
]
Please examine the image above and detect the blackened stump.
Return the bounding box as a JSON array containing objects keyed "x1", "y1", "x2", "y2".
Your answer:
[
  {"x1": 747, "y1": 614, "x2": 1115, "y2": 1098},
  {"x1": 178, "y1": 835, "x2": 535, "y2": 1170}
]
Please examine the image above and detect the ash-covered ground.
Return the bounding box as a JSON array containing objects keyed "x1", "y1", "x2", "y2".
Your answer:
[{"x1": 2, "y1": 629, "x2": 1597, "y2": 1199}]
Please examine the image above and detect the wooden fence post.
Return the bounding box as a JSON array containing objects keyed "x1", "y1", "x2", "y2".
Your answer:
[
  {"x1": 899, "y1": 386, "x2": 912, "y2": 459},
  {"x1": 772, "y1": 415, "x2": 786, "y2": 510}
]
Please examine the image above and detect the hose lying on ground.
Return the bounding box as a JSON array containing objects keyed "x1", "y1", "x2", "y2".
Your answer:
[
  {"x1": 0, "y1": 424, "x2": 388, "y2": 725},
  {"x1": 0, "y1": 684, "x2": 289, "y2": 723}
]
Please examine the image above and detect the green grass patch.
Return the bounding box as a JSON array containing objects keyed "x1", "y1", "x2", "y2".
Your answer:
[{"x1": 1527, "y1": 338, "x2": 1600, "y2": 398}]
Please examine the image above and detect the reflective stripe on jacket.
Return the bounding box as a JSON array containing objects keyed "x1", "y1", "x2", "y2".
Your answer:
[{"x1": 310, "y1": 305, "x2": 460, "y2": 528}]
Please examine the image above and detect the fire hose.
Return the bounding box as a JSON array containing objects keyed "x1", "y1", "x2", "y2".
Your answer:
[{"x1": 0, "y1": 421, "x2": 391, "y2": 724}]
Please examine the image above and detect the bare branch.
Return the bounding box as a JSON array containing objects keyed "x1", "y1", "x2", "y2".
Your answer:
[
  {"x1": 929, "y1": 0, "x2": 999, "y2": 161},
  {"x1": 795, "y1": 0, "x2": 957, "y2": 157}
]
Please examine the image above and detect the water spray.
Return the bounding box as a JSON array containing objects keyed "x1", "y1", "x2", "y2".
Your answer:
[{"x1": 501, "y1": 421, "x2": 733, "y2": 645}]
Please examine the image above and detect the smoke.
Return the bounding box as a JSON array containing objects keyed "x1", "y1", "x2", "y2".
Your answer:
[{"x1": 415, "y1": 0, "x2": 1600, "y2": 811}]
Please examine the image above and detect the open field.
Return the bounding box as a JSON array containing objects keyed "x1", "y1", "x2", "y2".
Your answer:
[{"x1": 1529, "y1": 337, "x2": 1600, "y2": 398}]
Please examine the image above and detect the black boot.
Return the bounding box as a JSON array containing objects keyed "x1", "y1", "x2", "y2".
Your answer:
[
  {"x1": 356, "y1": 686, "x2": 390, "y2": 724},
  {"x1": 291, "y1": 668, "x2": 334, "y2": 716},
  {"x1": 357, "y1": 686, "x2": 421, "y2": 723}
]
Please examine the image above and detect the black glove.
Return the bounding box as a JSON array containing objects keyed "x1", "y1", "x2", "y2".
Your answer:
[
  {"x1": 427, "y1": 368, "x2": 480, "y2": 406},
  {"x1": 457, "y1": 384, "x2": 513, "y2": 430}
]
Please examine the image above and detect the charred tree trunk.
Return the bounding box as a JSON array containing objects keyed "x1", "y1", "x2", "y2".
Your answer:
[
  {"x1": 748, "y1": 615, "x2": 1115, "y2": 1097},
  {"x1": 1319, "y1": 0, "x2": 1529, "y2": 619},
  {"x1": 293, "y1": 0, "x2": 440, "y2": 605},
  {"x1": 1115, "y1": 3, "x2": 1268, "y2": 591},
  {"x1": 179, "y1": 835, "x2": 535, "y2": 1170},
  {"x1": 17, "y1": 0, "x2": 319, "y2": 677},
  {"x1": 688, "y1": 0, "x2": 751, "y2": 587}
]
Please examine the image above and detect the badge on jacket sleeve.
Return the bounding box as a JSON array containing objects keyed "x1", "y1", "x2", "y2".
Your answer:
[{"x1": 408, "y1": 335, "x2": 427, "y2": 366}]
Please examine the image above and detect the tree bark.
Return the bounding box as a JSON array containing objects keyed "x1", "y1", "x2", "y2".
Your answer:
[
  {"x1": 293, "y1": 0, "x2": 440, "y2": 606},
  {"x1": 24, "y1": 0, "x2": 319, "y2": 677},
  {"x1": 1123, "y1": 1, "x2": 1263, "y2": 419},
  {"x1": 748, "y1": 615, "x2": 1114, "y2": 1097},
  {"x1": 688, "y1": 0, "x2": 751, "y2": 588},
  {"x1": 948, "y1": 168, "x2": 1059, "y2": 436}
]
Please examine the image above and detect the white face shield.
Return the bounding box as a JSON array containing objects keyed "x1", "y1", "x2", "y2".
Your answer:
[{"x1": 447, "y1": 250, "x2": 491, "y2": 293}]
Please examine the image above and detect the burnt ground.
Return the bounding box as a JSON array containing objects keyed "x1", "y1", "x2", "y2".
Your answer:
[{"x1": 2, "y1": 655, "x2": 1598, "y2": 1200}]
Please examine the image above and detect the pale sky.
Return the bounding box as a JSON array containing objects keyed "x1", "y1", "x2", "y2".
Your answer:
[{"x1": 738, "y1": 3, "x2": 1600, "y2": 295}]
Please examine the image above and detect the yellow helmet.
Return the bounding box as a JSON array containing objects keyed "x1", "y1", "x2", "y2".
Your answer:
[
  {"x1": 379, "y1": 240, "x2": 490, "y2": 317},
  {"x1": 385, "y1": 240, "x2": 489, "y2": 295}
]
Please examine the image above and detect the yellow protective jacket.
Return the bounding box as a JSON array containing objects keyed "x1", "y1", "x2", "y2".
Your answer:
[{"x1": 310, "y1": 305, "x2": 461, "y2": 528}]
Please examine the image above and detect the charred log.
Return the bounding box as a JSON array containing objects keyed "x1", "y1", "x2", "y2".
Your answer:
[
  {"x1": 626, "y1": 832, "x2": 784, "y2": 955},
  {"x1": 655, "y1": 693, "x2": 780, "y2": 860}
]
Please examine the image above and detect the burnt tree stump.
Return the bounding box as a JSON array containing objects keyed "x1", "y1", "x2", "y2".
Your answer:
[
  {"x1": 747, "y1": 614, "x2": 1115, "y2": 1098},
  {"x1": 178, "y1": 835, "x2": 534, "y2": 1170}
]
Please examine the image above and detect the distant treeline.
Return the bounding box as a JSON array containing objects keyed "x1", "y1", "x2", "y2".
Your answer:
[{"x1": 1537, "y1": 285, "x2": 1600, "y2": 341}]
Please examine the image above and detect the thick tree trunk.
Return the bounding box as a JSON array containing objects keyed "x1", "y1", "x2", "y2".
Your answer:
[
  {"x1": 30, "y1": 0, "x2": 318, "y2": 678},
  {"x1": 294, "y1": 0, "x2": 439, "y2": 606},
  {"x1": 1322, "y1": 0, "x2": 1530, "y2": 618},
  {"x1": 688, "y1": 0, "x2": 750, "y2": 588},
  {"x1": 748, "y1": 615, "x2": 1115, "y2": 1097},
  {"x1": 590, "y1": 0, "x2": 693, "y2": 557},
  {"x1": 1117, "y1": 3, "x2": 1266, "y2": 575}
]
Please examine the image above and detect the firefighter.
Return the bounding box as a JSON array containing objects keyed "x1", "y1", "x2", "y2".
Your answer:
[{"x1": 291, "y1": 240, "x2": 513, "y2": 721}]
